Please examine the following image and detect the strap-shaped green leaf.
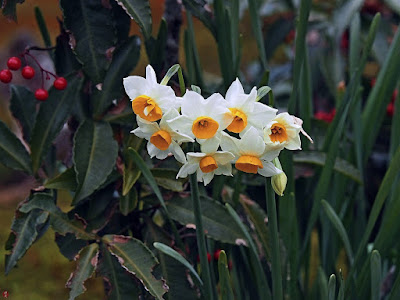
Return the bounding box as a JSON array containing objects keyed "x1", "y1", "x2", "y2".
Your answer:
[
  {"x1": 217, "y1": 250, "x2": 234, "y2": 300},
  {"x1": 370, "y1": 250, "x2": 381, "y2": 300},
  {"x1": 94, "y1": 35, "x2": 141, "y2": 117},
  {"x1": 154, "y1": 242, "x2": 203, "y2": 286},
  {"x1": 115, "y1": 0, "x2": 152, "y2": 40},
  {"x1": 0, "y1": 120, "x2": 32, "y2": 174},
  {"x1": 60, "y1": 0, "x2": 117, "y2": 83},
  {"x1": 9, "y1": 85, "x2": 36, "y2": 142},
  {"x1": 120, "y1": 187, "x2": 138, "y2": 216},
  {"x1": 73, "y1": 120, "x2": 118, "y2": 204},
  {"x1": 5, "y1": 208, "x2": 49, "y2": 275},
  {"x1": 98, "y1": 244, "x2": 141, "y2": 299},
  {"x1": 102, "y1": 235, "x2": 168, "y2": 299},
  {"x1": 20, "y1": 193, "x2": 95, "y2": 240},
  {"x1": 30, "y1": 75, "x2": 83, "y2": 172},
  {"x1": 328, "y1": 274, "x2": 336, "y2": 300},
  {"x1": 181, "y1": 0, "x2": 216, "y2": 37},
  {"x1": 66, "y1": 243, "x2": 99, "y2": 300}
]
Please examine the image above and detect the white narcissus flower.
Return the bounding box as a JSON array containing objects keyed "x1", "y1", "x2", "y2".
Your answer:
[
  {"x1": 167, "y1": 90, "x2": 233, "y2": 149},
  {"x1": 131, "y1": 109, "x2": 194, "y2": 164},
  {"x1": 224, "y1": 78, "x2": 277, "y2": 134},
  {"x1": 176, "y1": 141, "x2": 234, "y2": 186},
  {"x1": 220, "y1": 127, "x2": 282, "y2": 177},
  {"x1": 263, "y1": 112, "x2": 303, "y2": 151},
  {"x1": 123, "y1": 65, "x2": 179, "y2": 122}
]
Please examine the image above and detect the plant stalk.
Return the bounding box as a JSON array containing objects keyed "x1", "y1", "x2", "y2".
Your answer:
[
  {"x1": 266, "y1": 177, "x2": 283, "y2": 300},
  {"x1": 190, "y1": 168, "x2": 214, "y2": 300}
]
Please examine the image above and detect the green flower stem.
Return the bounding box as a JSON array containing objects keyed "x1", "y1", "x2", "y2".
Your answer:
[
  {"x1": 266, "y1": 177, "x2": 283, "y2": 300},
  {"x1": 178, "y1": 67, "x2": 186, "y2": 96},
  {"x1": 190, "y1": 172, "x2": 214, "y2": 300}
]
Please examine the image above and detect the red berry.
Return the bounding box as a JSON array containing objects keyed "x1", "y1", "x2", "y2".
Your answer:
[
  {"x1": 21, "y1": 66, "x2": 35, "y2": 79},
  {"x1": 7, "y1": 56, "x2": 22, "y2": 70},
  {"x1": 35, "y1": 88, "x2": 49, "y2": 101},
  {"x1": 53, "y1": 77, "x2": 67, "y2": 90},
  {"x1": 0, "y1": 69, "x2": 12, "y2": 83},
  {"x1": 214, "y1": 249, "x2": 222, "y2": 261}
]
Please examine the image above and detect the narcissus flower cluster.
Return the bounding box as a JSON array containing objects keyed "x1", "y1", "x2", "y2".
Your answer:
[{"x1": 123, "y1": 65, "x2": 311, "y2": 188}]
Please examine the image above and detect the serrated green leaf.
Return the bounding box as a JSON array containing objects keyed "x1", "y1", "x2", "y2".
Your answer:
[
  {"x1": 0, "y1": 120, "x2": 32, "y2": 173},
  {"x1": 73, "y1": 120, "x2": 118, "y2": 204},
  {"x1": 115, "y1": 0, "x2": 152, "y2": 40},
  {"x1": 1, "y1": 0, "x2": 25, "y2": 21},
  {"x1": 45, "y1": 167, "x2": 77, "y2": 190},
  {"x1": 60, "y1": 0, "x2": 116, "y2": 83},
  {"x1": 66, "y1": 243, "x2": 99, "y2": 300},
  {"x1": 218, "y1": 250, "x2": 234, "y2": 300},
  {"x1": 54, "y1": 20, "x2": 82, "y2": 76},
  {"x1": 19, "y1": 193, "x2": 95, "y2": 240},
  {"x1": 167, "y1": 195, "x2": 246, "y2": 244},
  {"x1": 151, "y1": 168, "x2": 186, "y2": 192},
  {"x1": 98, "y1": 244, "x2": 141, "y2": 299},
  {"x1": 30, "y1": 75, "x2": 83, "y2": 172},
  {"x1": 94, "y1": 35, "x2": 141, "y2": 117},
  {"x1": 122, "y1": 147, "x2": 141, "y2": 196},
  {"x1": 9, "y1": 85, "x2": 36, "y2": 142},
  {"x1": 102, "y1": 235, "x2": 168, "y2": 299},
  {"x1": 240, "y1": 196, "x2": 271, "y2": 260},
  {"x1": 120, "y1": 187, "x2": 138, "y2": 216},
  {"x1": 154, "y1": 242, "x2": 203, "y2": 286},
  {"x1": 56, "y1": 233, "x2": 88, "y2": 261},
  {"x1": 5, "y1": 208, "x2": 49, "y2": 274}
]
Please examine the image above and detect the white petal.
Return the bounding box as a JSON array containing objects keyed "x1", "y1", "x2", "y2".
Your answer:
[
  {"x1": 123, "y1": 76, "x2": 149, "y2": 99},
  {"x1": 187, "y1": 152, "x2": 206, "y2": 164},
  {"x1": 177, "y1": 162, "x2": 198, "y2": 179},
  {"x1": 198, "y1": 134, "x2": 221, "y2": 153},
  {"x1": 214, "y1": 163, "x2": 233, "y2": 176},
  {"x1": 214, "y1": 151, "x2": 235, "y2": 165},
  {"x1": 226, "y1": 78, "x2": 244, "y2": 102},
  {"x1": 248, "y1": 102, "x2": 278, "y2": 128},
  {"x1": 239, "y1": 127, "x2": 265, "y2": 156},
  {"x1": 146, "y1": 65, "x2": 157, "y2": 83},
  {"x1": 220, "y1": 132, "x2": 240, "y2": 158},
  {"x1": 167, "y1": 115, "x2": 195, "y2": 138},
  {"x1": 160, "y1": 108, "x2": 180, "y2": 128},
  {"x1": 131, "y1": 127, "x2": 148, "y2": 139},
  {"x1": 285, "y1": 134, "x2": 301, "y2": 150},
  {"x1": 170, "y1": 141, "x2": 187, "y2": 164},
  {"x1": 180, "y1": 91, "x2": 208, "y2": 119},
  {"x1": 258, "y1": 161, "x2": 282, "y2": 177},
  {"x1": 261, "y1": 147, "x2": 281, "y2": 161},
  {"x1": 147, "y1": 142, "x2": 160, "y2": 158},
  {"x1": 202, "y1": 172, "x2": 215, "y2": 186}
]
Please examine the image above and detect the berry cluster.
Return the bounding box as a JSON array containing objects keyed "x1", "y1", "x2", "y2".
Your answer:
[{"x1": 0, "y1": 49, "x2": 67, "y2": 101}]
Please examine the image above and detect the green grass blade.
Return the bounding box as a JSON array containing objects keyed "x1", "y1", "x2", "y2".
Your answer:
[
  {"x1": 153, "y1": 242, "x2": 203, "y2": 286},
  {"x1": 225, "y1": 203, "x2": 272, "y2": 299},
  {"x1": 288, "y1": 0, "x2": 312, "y2": 113},
  {"x1": 247, "y1": 0, "x2": 267, "y2": 69},
  {"x1": 217, "y1": 250, "x2": 234, "y2": 300},
  {"x1": 362, "y1": 24, "x2": 400, "y2": 159},
  {"x1": 321, "y1": 200, "x2": 354, "y2": 264},
  {"x1": 370, "y1": 250, "x2": 381, "y2": 300},
  {"x1": 317, "y1": 267, "x2": 328, "y2": 300},
  {"x1": 34, "y1": 6, "x2": 52, "y2": 49},
  {"x1": 328, "y1": 274, "x2": 336, "y2": 300}
]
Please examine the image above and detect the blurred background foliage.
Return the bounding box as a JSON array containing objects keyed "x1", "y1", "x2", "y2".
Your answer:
[{"x1": 0, "y1": 0, "x2": 399, "y2": 299}]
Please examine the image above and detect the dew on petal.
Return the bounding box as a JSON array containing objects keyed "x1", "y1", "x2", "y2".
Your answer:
[
  {"x1": 132, "y1": 95, "x2": 163, "y2": 121},
  {"x1": 199, "y1": 156, "x2": 218, "y2": 173},
  {"x1": 192, "y1": 116, "x2": 219, "y2": 139},
  {"x1": 269, "y1": 123, "x2": 288, "y2": 143},
  {"x1": 150, "y1": 130, "x2": 172, "y2": 150},
  {"x1": 235, "y1": 155, "x2": 263, "y2": 174},
  {"x1": 227, "y1": 108, "x2": 248, "y2": 133}
]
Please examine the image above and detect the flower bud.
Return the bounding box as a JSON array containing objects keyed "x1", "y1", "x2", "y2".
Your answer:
[{"x1": 271, "y1": 158, "x2": 287, "y2": 196}]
